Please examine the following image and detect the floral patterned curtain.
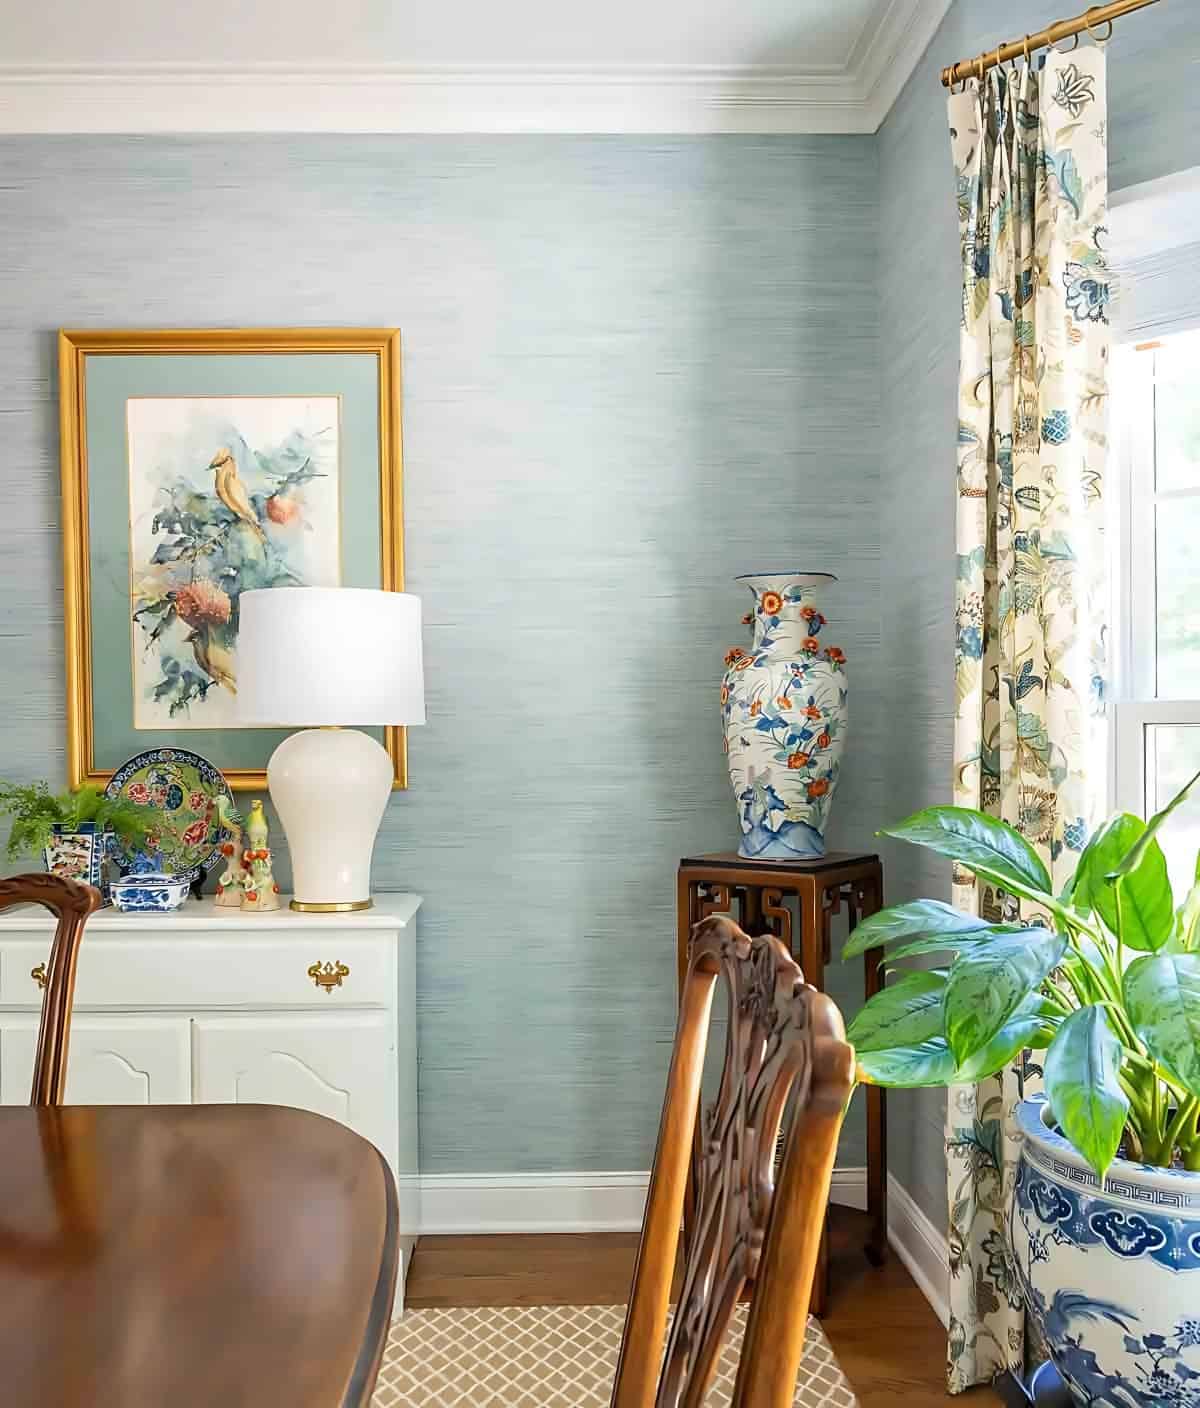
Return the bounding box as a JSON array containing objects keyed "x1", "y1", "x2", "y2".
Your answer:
[{"x1": 946, "y1": 50, "x2": 1110, "y2": 1393}]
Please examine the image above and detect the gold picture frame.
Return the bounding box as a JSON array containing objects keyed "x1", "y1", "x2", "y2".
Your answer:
[{"x1": 58, "y1": 327, "x2": 407, "y2": 791}]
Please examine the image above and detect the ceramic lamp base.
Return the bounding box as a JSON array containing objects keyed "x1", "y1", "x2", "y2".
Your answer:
[{"x1": 267, "y1": 728, "x2": 391, "y2": 909}]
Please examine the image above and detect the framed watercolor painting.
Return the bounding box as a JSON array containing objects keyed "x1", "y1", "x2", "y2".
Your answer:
[{"x1": 58, "y1": 328, "x2": 406, "y2": 791}]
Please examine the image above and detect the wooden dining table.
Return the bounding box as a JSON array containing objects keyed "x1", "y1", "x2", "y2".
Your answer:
[{"x1": 0, "y1": 1103, "x2": 398, "y2": 1408}]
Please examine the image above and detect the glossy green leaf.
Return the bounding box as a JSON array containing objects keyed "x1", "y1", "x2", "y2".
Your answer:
[
  {"x1": 846, "y1": 970, "x2": 946, "y2": 1053},
  {"x1": 944, "y1": 929, "x2": 1067, "y2": 1066},
  {"x1": 1075, "y1": 813, "x2": 1172, "y2": 951},
  {"x1": 1125, "y1": 954, "x2": 1200, "y2": 1097},
  {"x1": 1044, "y1": 1005, "x2": 1128, "y2": 1180},
  {"x1": 855, "y1": 1038, "x2": 958, "y2": 1088},
  {"x1": 1110, "y1": 766, "x2": 1200, "y2": 881},
  {"x1": 882, "y1": 932, "x2": 1002, "y2": 966},
  {"x1": 1059, "y1": 935, "x2": 1114, "y2": 1002},
  {"x1": 1115, "y1": 856, "x2": 1173, "y2": 949},
  {"x1": 953, "y1": 993, "x2": 1061, "y2": 1082},
  {"x1": 1071, "y1": 812, "x2": 1127, "y2": 912},
  {"x1": 880, "y1": 806, "x2": 1052, "y2": 903},
  {"x1": 843, "y1": 899, "x2": 1002, "y2": 959},
  {"x1": 1176, "y1": 877, "x2": 1200, "y2": 952}
]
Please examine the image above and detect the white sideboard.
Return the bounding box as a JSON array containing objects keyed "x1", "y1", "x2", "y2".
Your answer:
[{"x1": 0, "y1": 893, "x2": 421, "y2": 1301}]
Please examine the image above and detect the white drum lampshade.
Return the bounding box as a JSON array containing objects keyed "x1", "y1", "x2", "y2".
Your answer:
[{"x1": 237, "y1": 588, "x2": 425, "y2": 911}]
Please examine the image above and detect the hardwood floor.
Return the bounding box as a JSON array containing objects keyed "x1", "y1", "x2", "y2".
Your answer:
[{"x1": 406, "y1": 1205, "x2": 1002, "y2": 1406}]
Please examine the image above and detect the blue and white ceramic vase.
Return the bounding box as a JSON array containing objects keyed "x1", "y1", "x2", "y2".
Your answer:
[
  {"x1": 721, "y1": 573, "x2": 847, "y2": 859},
  {"x1": 1012, "y1": 1095, "x2": 1200, "y2": 1407}
]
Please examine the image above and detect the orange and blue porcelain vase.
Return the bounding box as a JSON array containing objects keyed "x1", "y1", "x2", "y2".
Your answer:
[{"x1": 721, "y1": 573, "x2": 846, "y2": 859}]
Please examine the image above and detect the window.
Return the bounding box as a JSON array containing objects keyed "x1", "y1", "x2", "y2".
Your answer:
[{"x1": 1112, "y1": 328, "x2": 1200, "y2": 895}]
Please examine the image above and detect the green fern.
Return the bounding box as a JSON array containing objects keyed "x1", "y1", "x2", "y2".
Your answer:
[{"x1": 0, "y1": 779, "x2": 155, "y2": 861}]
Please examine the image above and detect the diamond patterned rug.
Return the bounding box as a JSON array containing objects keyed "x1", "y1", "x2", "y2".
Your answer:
[{"x1": 373, "y1": 1303, "x2": 859, "y2": 1406}]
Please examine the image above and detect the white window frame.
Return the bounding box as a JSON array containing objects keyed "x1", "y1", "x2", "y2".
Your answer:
[{"x1": 1110, "y1": 335, "x2": 1200, "y2": 820}]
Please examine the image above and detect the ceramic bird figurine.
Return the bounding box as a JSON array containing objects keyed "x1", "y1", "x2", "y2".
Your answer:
[
  {"x1": 245, "y1": 799, "x2": 269, "y2": 850},
  {"x1": 208, "y1": 447, "x2": 267, "y2": 543},
  {"x1": 186, "y1": 628, "x2": 237, "y2": 694},
  {"x1": 240, "y1": 800, "x2": 279, "y2": 911},
  {"x1": 213, "y1": 795, "x2": 246, "y2": 907}
]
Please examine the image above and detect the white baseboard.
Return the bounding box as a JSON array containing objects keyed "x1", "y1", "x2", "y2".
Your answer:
[
  {"x1": 886, "y1": 1173, "x2": 950, "y2": 1328},
  {"x1": 419, "y1": 1171, "x2": 650, "y2": 1235},
  {"x1": 418, "y1": 1166, "x2": 869, "y2": 1236},
  {"x1": 829, "y1": 1166, "x2": 868, "y2": 1212},
  {"x1": 417, "y1": 1166, "x2": 950, "y2": 1329}
]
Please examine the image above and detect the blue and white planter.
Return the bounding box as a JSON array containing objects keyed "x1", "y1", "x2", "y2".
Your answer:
[
  {"x1": 43, "y1": 822, "x2": 109, "y2": 893},
  {"x1": 721, "y1": 573, "x2": 847, "y2": 859},
  {"x1": 1012, "y1": 1095, "x2": 1200, "y2": 1408}
]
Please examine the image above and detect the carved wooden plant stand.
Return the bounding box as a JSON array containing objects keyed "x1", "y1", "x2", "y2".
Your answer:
[{"x1": 676, "y1": 851, "x2": 887, "y2": 1314}]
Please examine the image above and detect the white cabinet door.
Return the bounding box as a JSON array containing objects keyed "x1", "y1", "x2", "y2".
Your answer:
[
  {"x1": 191, "y1": 1014, "x2": 397, "y2": 1171},
  {"x1": 0, "y1": 1016, "x2": 191, "y2": 1104}
]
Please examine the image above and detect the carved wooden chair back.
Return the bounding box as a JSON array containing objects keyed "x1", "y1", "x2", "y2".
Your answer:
[
  {"x1": 611, "y1": 914, "x2": 854, "y2": 1408},
  {"x1": 0, "y1": 873, "x2": 103, "y2": 1105}
]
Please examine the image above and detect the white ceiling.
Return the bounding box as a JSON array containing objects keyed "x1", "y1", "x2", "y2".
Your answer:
[
  {"x1": 4, "y1": 0, "x2": 895, "y2": 67},
  {"x1": 0, "y1": 0, "x2": 954, "y2": 133}
]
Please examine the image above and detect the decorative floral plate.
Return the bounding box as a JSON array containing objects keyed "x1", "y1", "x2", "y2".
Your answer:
[{"x1": 104, "y1": 748, "x2": 233, "y2": 884}]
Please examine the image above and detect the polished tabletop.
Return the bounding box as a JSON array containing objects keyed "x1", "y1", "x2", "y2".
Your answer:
[{"x1": 0, "y1": 1104, "x2": 398, "y2": 1408}]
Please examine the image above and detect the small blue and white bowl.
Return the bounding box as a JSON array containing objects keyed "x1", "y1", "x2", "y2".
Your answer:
[{"x1": 109, "y1": 872, "x2": 191, "y2": 913}]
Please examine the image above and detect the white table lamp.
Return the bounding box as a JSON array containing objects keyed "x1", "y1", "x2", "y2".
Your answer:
[{"x1": 236, "y1": 588, "x2": 425, "y2": 912}]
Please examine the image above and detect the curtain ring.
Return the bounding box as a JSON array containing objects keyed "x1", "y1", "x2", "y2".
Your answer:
[
  {"x1": 975, "y1": 52, "x2": 985, "y2": 82},
  {"x1": 1086, "y1": 8, "x2": 1114, "y2": 44},
  {"x1": 1052, "y1": 28, "x2": 1080, "y2": 53},
  {"x1": 1022, "y1": 34, "x2": 1033, "y2": 65}
]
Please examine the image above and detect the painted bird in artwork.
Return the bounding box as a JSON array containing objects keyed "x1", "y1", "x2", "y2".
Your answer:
[
  {"x1": 186, "y1": 628, "x2": 238, "y2": 694},
  {"x1": 208, "y1": 446, "x2": 267, "y2": 543}
]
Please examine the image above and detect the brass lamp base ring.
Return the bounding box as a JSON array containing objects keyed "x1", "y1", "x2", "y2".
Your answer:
[{"x1": 290, "y1": 899, "x2": 374, "y2": 913}]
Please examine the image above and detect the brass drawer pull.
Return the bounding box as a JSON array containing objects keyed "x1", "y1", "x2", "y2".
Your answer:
[
  {"x1": 31, "y1": 962, "x2": 48, "y2": 991},
  {"x1": 307, "y1": 960, "x2": 350, "y2": 993}
]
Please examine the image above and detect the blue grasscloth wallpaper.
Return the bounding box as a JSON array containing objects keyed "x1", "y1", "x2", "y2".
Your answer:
[
  {"x1": 5, "y1": 1, "x2": 1196, "y2": 1197},
  {"x1": 0, "y1": 135, "x2": 882, "y2": 1173},
  {"x1": 879, "y1": 0, "x2": 1200, "y2": 1227}
]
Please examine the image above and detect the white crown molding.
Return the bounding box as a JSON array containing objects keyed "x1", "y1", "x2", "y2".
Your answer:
[
  {"x1": 854, "y1": 0, "x2": 956, "y2": 131},
  {"x1": 0, "y1": 7, "x2": 955, "y2": 138}
]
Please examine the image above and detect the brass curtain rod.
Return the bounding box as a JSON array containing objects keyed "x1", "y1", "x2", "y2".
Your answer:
[{"x1": 941, "y1": 0, "x2": 1163, "y2": 88}]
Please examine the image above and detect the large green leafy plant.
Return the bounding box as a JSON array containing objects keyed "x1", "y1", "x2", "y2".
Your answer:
[
  {"x1": 845, "y1": 771, "x2": 1200, "y2": 1179},
  {"x1": 0, "y1": 780, "x2": 154, "y2": 862}
]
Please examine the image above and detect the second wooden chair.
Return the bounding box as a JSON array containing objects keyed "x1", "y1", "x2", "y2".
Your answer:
[
  {"x1": 0, "y1": 872, "x2": 103, "y2": 1104},
  {"x1": 611, "y1": 912, "x2": 854, "y2": 1407}
]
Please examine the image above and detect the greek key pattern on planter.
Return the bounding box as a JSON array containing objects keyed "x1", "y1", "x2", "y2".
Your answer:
[
  {"x1": 1020, "y1": 1101, "x2": 1200, "y2": 1212},
  {"x1": 1016, "y1": 1160, "x2": 1200, "y2": 1273}
]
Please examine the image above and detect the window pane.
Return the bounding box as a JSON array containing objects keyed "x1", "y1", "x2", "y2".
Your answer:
[
  {"x1": 1149, "y1": 723, "x2": 1200, "y2": 899},
  {"x1": 1156, "y1": 331, "x2": 1200, "y2": 493},
  {"x1": 1155, "y1": 498, "x2": 1200, "y2": 697}
]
